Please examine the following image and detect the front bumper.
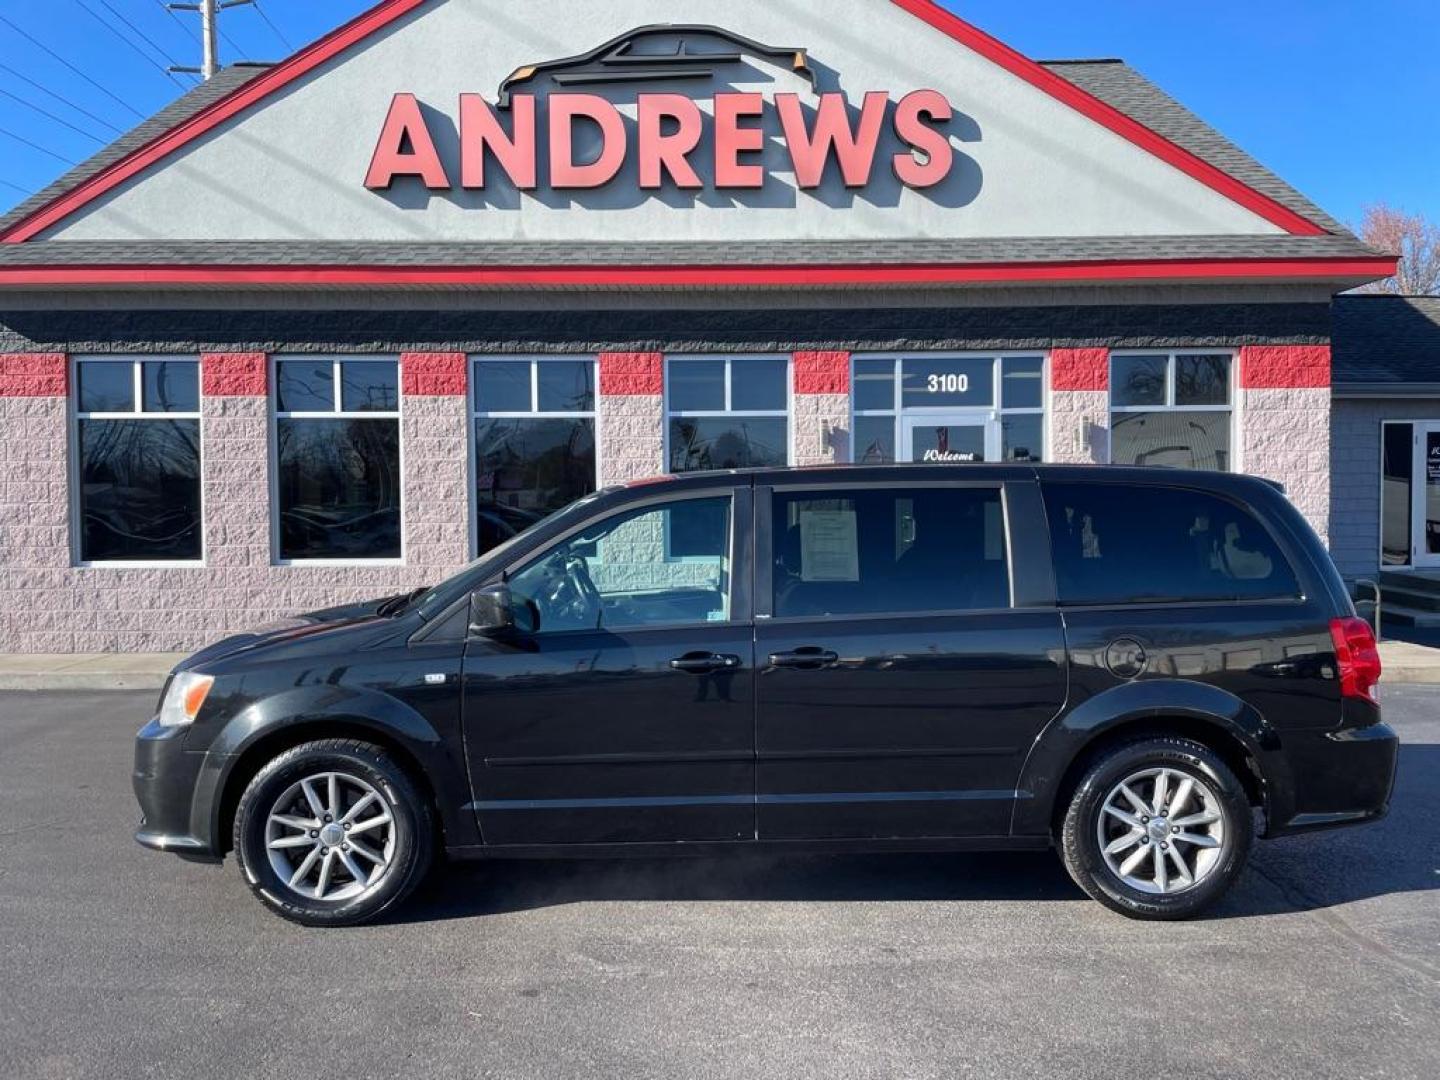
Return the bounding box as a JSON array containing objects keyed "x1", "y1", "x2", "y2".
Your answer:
[
  {"x1": 133, "y1": 716, "x2": 221, "y2": 863},
  {"x1": 1265, "y1": 721, "x2": 1399, "y2": 837}
]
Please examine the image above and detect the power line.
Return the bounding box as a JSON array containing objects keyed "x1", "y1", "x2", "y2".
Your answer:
[
  {"x1": 0, "y1": 13, "x2": 145, "y2": 121},
  {"x1": 0, "y1": 87, "x2": 107, "y2": 144},
  {"x1": 73, "y1": 0, "x2": 194, "y2": 90},
  {"x1": 0, "y1": 177, "x2": 34, "y2": 197},
  {"x1": 253, "y1": 0, "x2": 292, "y2": 51},
  {"x1": 0, "y1": 61, "x2": 125, "y2": 137},
  {"x1": 93, "y1": 0, "x2": 198, "y2": 78},
  {"x1": 157, "y1": 0, "x2": 200, "y2": 43},
  {"x1": 0, "y1": 125, "x2": 78, "y2": 167}
]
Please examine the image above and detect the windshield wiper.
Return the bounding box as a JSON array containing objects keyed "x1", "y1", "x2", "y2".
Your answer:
[{"x1": 378, "y1": 586, "x2": 429, "y2": 618}]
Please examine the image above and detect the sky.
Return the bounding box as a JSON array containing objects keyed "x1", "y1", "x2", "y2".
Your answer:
[{"x1": 0, "y1": 0, "x2": 1436, "y2": 229}]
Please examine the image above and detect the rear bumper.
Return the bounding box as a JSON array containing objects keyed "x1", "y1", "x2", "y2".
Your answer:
[
  {"x1": 133, "y1": 717, "x2": 221, "y2": 862},
  {"x1": 1265, "y1": 721, "x2": 1398, "y2": 837}
]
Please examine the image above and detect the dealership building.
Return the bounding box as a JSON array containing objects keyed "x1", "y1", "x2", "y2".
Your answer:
[{"x1": 1, "y1": 0, "x2": 1432, "y2": 653}]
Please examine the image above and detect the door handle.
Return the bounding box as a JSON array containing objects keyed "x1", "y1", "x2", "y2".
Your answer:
[
  {"x1": 768, "y1": 646, "x2": 839, "y2": 670},
  {"x1": 669, "y1": 652, "x2": 741, "y2": 674}
]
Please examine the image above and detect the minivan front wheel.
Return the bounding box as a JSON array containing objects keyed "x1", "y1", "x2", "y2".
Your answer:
[
  {"x1": 1060, "y1": 736, "x2": 1252, "y2": 920},
  {"x1": 234, "y1": 739, "x2": 434, "y2": 927}
]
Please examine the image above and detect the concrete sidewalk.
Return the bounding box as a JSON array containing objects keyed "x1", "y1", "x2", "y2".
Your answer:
[
  {"x1": 0, "y1": 653, "x2": 186, "y2": 691},
  {"x1": 2, "y1": 641, "x2": 1440, "y2": 691}
]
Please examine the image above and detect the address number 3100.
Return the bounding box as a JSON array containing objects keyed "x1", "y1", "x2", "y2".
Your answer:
[{"x1": 926, "y1": 373, "x2": 970, "y2": 393}]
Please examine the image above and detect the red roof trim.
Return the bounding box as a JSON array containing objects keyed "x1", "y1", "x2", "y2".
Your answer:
[
  {"x1": 888, "y1": 0, "x2": 1326, "y2": 236},
  {"x1": 0, "y1": 257, "x2": 1397, "y2": 288},
  {"x1": 0, "y1": 0, "x2": 1331, "y2": 244},
  {"x1": 0, "y1": 0, "x2": 428, "y2": 244}
]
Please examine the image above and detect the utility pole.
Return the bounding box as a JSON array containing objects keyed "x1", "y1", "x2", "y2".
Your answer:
[{"x1": 168, "y1": 0, "x2": 253, "y2": 80}]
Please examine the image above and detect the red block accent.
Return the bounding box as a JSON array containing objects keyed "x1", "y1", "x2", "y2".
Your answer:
[
  {"x1": 1239, "y1": 344, "x2": 1331, "y2": 389},
  {"x1": 201, "y1": 352, "x2": 267, "y2": 396},
  {"x1": 1050, "y1": 348, "x2": 1109, "y2": 391},
  {"x1": 0, "y1": 353, "x2": 66, "y2": 396},
  {"x1": 793, "y1": 351, "x2": 851, "y2": 394},
  {"x1": 600, "y1": 352, "x2": 663, "y2": 395},
  {"x1": 402, "y1": 351, "x2": 467, "y2": 396}
]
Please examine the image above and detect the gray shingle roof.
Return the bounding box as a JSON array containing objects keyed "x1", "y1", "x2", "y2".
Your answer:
[
  {"x1": 0, "y1": 234, "x2": 1379, "y2": 267},
  {"x1": 0, "y1": 57, "x2": 1381, "y2": 271},
  {"x1": 1332, "y1": 295, "x2": 1440, "y2": 386},
  {"x1": 0, "y1": 66, "x2": 265, "y2": 238}
]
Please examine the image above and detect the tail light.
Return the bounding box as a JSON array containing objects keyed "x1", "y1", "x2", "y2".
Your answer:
[{"x1": 1329, "y1": 617, "x2": 1382, "y2": 703}]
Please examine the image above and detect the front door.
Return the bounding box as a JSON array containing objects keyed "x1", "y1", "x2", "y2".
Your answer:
[
  {"x1": 754, "y1": 480, "x2": 1068, "y2": 839},
  {"x1": 461, "y1": 488, "x2": 756, "y2": 845},
  {"x1": 1414, "y1": 424, "x2": 1440, "y2": 568},
  {"x1": 902, "y1": 413, "x2": 999, "y2": 463}
]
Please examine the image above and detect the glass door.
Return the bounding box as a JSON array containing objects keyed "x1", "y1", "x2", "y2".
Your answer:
[
  {"x1": 901, "y1": 413, "x2": 999, "y2": 463},
  {"x1": 1413, "y1": 424, "x2": 1440, "y2": 567}
]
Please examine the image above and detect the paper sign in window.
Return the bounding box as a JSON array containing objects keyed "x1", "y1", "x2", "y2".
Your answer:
[{"x1": 800, "y1": 510, "x2": 859, "y2": 582}]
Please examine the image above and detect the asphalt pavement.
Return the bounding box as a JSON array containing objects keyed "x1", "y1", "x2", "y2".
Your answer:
[{"x1": 0, "y1": 686, "x2": 1435, "y2": 1080}]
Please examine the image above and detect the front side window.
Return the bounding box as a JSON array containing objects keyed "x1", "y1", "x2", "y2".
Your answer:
[
  {"x1": 74, "y1": 357, "x2": 202, "y2": 563},
  {"x1": 667, "y1": 355, "x2": 789, "y2": 472},
  {"x1": 508, "y1": 496, "x2": 733, "y2": 633},
  {"x1": 1110, "y1": 352, "x2": 1232, "y2": 471},
  {"x1": 771, "y1": 486, "x2": 1010, "y2": 617},
  {"x1": 1043, "y1": 482, "x2": 1300, "y2": 605},
  {"x1": 274, "y1": 357, "x2": 401, "y2": 561},
  {"x1": 473, "y1": 357, "x2": 597, "y2": 556}
]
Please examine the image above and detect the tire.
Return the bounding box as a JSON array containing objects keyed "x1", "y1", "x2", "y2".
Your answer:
[
  {"x1": 1060, "y1": 736, "x2": 1252, "y2": 920},
  {"x1": 233, "y1": 739, "x2": 435, "y2": 927}
]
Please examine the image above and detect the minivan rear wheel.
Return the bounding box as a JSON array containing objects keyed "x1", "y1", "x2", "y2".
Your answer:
[
  {"x1": 233, "y1": 739, "x2": 434, "y2": 927},
  {"x1": 1060, "y1": 736, "x2": 1252, "y2": 920}
]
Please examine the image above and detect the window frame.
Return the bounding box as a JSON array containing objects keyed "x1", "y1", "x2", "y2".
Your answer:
[
  {"x1": 68, "y1": 355, "x2": 205, "y2": 568},
  {"x1": 468, "y1": 354, "x2": 601, "y2": 559},
  {"x1": 1108, "y1": 349, "x2": 1236, "y2": 470},
  {"x1": 663, "y1": 354, "x2": 794, "y2": 474},
  {"x1": 850, "y1": 352, "x2": 1047, "y2": 464},
  {"x1": 498, "y1": 487, "x2": 747, "y2": 637},
  {"x1": 269, "y1": 354, "x2": 405, "y2": 567},
  {"x1": 755, "y1": 479, "x2": 1016, "y2": 623}
]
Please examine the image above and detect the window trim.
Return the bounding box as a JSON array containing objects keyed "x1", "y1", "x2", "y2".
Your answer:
[
  {"x1": 663, "y1": 353, "x2": 794, "y2": 474},
  {"x1": 497, "y1": 488, "x2": 744, "y2": 636},
  {"x1": 849, "y1": 352, "x2": 1047, "y2": 464},
  {"x1": 1108, "y1": 349, "x2": 1236, "y2": 470},
  {"x1": 269, "y1": 354, "x2": 405, "y2": 567},
  {"x1": 469, "y1": 354, "x2": 601, "y2": 560},
  {"x1": 69, "y1": 355, "x2": 205, "y2": 568},
  {"x1": 756, "y1": 479, "x2": 1015, "y2": 622}
]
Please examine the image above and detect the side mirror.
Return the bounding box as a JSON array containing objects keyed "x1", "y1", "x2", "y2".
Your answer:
[{"x1": 468, "y1": 584, "x2": 515, "y2": 638}]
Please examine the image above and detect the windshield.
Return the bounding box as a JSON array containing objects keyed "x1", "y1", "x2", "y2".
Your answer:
[{"x1": 412, "y1": 488, "x2": 615, "y2": 619}]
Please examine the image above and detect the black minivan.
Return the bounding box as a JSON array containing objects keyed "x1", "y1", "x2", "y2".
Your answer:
[{"x1": 134, "y1": 465, "x2": 1396, "y2": 925}]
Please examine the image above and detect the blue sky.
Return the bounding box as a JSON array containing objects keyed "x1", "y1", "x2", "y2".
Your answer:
[{"x1": 0, "y1": 0, "x2": 1435, "y2": 228}]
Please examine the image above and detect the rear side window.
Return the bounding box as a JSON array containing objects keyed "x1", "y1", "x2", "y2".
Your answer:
[
  {"x1": 1043, "y1": 483, "x2": 1300, "y2": 605},
  {"x1": 771, "y1": 487, "x2": 1009, "y2": 617}
]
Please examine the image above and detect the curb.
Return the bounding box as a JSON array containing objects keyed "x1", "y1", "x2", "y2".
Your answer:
[{"x1": 0, "y1": 672, "x2": 170, "y2": 692}]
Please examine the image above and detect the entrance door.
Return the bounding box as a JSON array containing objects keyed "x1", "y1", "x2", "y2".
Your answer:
[
  {"x1": 1414, "y1": 424, "x2": 1440, "y2": 567},
  {"x1": 902, "y1": 413, "x2": 999, "y2": 463}
]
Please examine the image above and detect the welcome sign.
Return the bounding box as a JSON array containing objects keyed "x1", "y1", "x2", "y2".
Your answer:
[{"x1": 364, "y1": 24, "x2": 959, "y2": 193}]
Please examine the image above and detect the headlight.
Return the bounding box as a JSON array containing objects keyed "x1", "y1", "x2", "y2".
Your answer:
[{"x1": 158, "y1": 672, "x2": 214, "y2": 728}]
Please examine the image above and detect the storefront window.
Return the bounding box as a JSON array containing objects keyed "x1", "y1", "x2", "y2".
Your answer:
[
  {"x1": 274, "y1": 357, "x2": 401, "y2": 562},
  {"x1": 74, "y1": 357, "x2": 202, "y2": 563},
  {"x1": 851, "y1": 355, "x2": 1045, "y2": 463},
  {"x1": 1382, "y1": 422, "x2": 1414, "y2": 566},
  {"x1": 666, "y1": 355, "x2": 789, "y2": 472},
  {"x1": 473, "y1": 357, "x2": 597, "y2": 556},
  {"x1": 1109, "y1": 352, "x2": 1232, "y2": 471}
]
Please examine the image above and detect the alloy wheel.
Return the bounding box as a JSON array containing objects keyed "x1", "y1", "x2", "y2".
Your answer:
[
  {"x1": 1095, "y1": 766, "x2": 1227, "y2": 895},
  {"x1": 265, "y1": 771, "x2": 396, "y2": 902}
]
